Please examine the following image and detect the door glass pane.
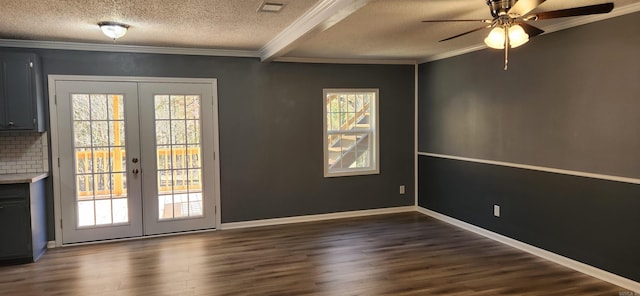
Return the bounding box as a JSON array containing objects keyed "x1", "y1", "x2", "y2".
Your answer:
[
  {"x1": 112, "y1": 198, "x2": 129, "y2": 223},
  {"x1": 72, "y1": 93, "x2": 128, "y2": 227},
  {"x1": 189, "y1": 196, "x2": 203, "y2": 216},
  {"x1": 77, "y1": 201, "x2": 95, "y2": 226},
  {"x1": 156, "y1": 121, "x2": 171, "y2": 144},
  {"x1": 185, "y1": 96, "x2": 200, "y2": 119},
  {"x1": 73, "y1": 121, "x2": 91, "y2": 147},
  {"x1": 95, "y1": 200, "x2": 112, "y2": 224},
  {"x1": 158, "y1": 195, "x2": 174, "y2": 219},
  {"x1": 154, "y1": 94, "x2": 204, "y2": 220},
  {"x1": 186, "y1": 120, "x2": 200, "y2": 144}
]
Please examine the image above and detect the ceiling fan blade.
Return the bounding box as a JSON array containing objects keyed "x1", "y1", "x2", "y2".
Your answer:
[
  {"x1": 508, "y1": 0, "x2": 546, "y2": 17},
  {"x1": 439, "y1": 25, "x2": 491, "y2": 42},
  {"x1": 422, "y1": 19, "x2": 492, "y2": 23},
  {"x1": 530, "y1": 3, "x2": 614, "y2": 20},
  {"x1": 519, "y1": 22, "x2": 545, "y2": 38}
]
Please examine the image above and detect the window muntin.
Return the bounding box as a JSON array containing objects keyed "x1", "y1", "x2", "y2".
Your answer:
[{"x1": 324, "y1": 89, "x2": 379, "y2": 177}]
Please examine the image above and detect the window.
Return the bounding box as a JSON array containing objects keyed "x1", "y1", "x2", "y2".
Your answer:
[{"x1": 324, "y1": 89, "x2": 379, "y2": 177}]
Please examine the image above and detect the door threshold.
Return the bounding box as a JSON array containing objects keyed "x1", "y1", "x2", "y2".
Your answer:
[{"x1": 58, "y1": 228, "x2": 217, "y2": 247}]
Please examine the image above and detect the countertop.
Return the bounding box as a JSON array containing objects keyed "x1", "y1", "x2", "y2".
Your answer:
[{"x1": 0, "y1": 172, "x2": 49, "y2": 184}]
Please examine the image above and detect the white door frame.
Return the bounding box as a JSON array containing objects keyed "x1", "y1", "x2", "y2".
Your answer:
[{"x1": 48, "y1": 75, "x2": 222, "y2": 247}]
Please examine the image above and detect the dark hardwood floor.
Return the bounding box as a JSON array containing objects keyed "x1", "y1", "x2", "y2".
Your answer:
[{"x1": 0, "y1": 212, "x2": 627, "y2": 295}]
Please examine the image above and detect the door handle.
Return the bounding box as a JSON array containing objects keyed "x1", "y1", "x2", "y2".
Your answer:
[{"x1": 132, "y1": 168, "x2": 139, "y2": 174}]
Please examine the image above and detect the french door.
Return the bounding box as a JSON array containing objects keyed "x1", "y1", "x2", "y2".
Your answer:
[{"x1": 54, "y1": 79, "x2": 217, "y2": 244}]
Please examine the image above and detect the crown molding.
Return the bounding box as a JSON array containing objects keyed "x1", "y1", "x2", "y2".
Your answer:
[
  {"x1": 259, "y1": 0, "x2": 371, "y2": 62},
  {"x1": 418, "y1": 44, "x2": 488, "y2": 64},
  {"x1": 0, "y1": 39, "x2": 260, "y2": 58},
  {"x1": 418, "y1": 2, "x2": 640, "y2": 64},
  {"x1": 274, "y1": 56, "x2": 416, "y2": 65}
]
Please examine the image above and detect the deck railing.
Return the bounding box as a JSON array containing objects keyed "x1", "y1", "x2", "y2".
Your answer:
[{"x1": 76, "y1": 147, "x2": 201, "y2": 197}]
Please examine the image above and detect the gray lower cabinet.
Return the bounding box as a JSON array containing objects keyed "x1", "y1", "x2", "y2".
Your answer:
[
  {"x1": 0, "y1": 52, "x2": 45, "y2": 132},
  {"x1": 0, "y1": 179, "x2": 47, "y2": 263}
]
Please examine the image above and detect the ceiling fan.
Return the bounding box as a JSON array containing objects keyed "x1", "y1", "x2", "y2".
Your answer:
[{"x1": 422, "y1": 0, "x2": 614, "y2": 70}]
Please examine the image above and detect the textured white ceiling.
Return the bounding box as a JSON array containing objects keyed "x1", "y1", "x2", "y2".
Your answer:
[
  {"x1": 0, "y1": 0, "x2": 637, "y2": 61},
  {"x1": 0, "y1": 0, "x2": 318, "y2": 49},
  {"x1": 287, "y1": 0, "x2": 640, "y2": 61}
]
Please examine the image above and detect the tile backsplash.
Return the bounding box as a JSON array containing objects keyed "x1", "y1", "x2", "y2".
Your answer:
[{"x1": 0, "y1": 132, "x2": 48, "y2": 174}]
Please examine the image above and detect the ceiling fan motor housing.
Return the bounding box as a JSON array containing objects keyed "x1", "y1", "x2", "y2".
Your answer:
[{"x1": 487, "y1": 0, "x2": 517, "y2": 17}]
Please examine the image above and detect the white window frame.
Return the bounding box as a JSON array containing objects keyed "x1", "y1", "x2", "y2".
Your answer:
[{"x1": 323, "y1": 88, "x2": 379, "y2": 177}]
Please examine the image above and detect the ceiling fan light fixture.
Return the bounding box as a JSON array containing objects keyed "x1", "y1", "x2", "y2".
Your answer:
[
  {"x1": 484, "y1": 27, "x2": 505, "y2": 49},
  {"x1": 508, "y1": 24, "x2": 529, "y2": 48},
  {"x1": 98, "y1": 21, "x2": 129, "y2": 40},
  {"x1": 484, "y1": 24, "x2": 529, "y2": 49},
  {"x1": 423, "y1": 1, "x2": 614, "y2": 70}
]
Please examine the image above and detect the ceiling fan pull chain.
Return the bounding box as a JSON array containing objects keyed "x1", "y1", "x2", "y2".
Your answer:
[{"x1": 504, "y1": 25, "x2": 509, "y2": 71}]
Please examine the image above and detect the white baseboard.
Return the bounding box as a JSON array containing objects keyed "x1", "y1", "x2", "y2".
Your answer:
[
  {"x1": 220, "y1": 206, "x2": 415, "y2": 230},
  {"x1": 416, "y1": 207, "x2": 640, "y2": 293},
  {"x1": 46, "y1": 241, "x2": 56, "y2": 249}
]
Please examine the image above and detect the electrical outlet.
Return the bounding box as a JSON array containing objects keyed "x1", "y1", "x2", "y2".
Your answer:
[
  {"x1": 399, "y1": 185, "x2": 405, "y2": 195},
  {"x1": 494, "y1": 205, "x2": 500, "y2": 217}
]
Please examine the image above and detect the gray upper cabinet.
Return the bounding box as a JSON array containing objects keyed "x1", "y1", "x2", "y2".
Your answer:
[{"x1": 0, "y1": 52, "x2": 45, "y2": 132}]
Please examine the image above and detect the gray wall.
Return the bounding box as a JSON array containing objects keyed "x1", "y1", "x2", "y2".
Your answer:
[
  {"x1": 0, "y1": 48, "x2": 415, "y2": 237},
  {"x1": 419, "y1": 156, "x2": 640, "y2": 282},
  {"x1": 419, "y1": 12, "x2": 640, "y2": 179},
  {"x1": 418, "y1": 12, "x2": 640, "y2": 281}
]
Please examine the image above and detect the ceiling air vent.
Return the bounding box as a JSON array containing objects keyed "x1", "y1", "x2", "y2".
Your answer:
[{"x1": 258, "y1": 1, "x2": 285, "y2": 13}]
